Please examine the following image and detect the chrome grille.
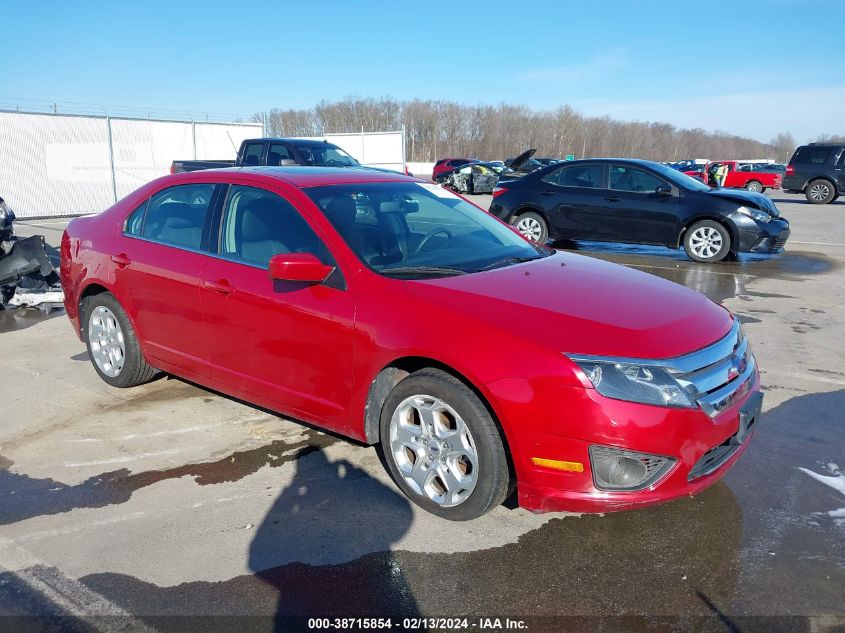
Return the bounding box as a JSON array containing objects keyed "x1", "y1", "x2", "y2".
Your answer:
[{"x1": 664, "y1": 319, "x2": 755, "y2": 417}]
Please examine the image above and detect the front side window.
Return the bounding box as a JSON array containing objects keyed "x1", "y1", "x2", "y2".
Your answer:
[
  {"x1": 140, "y1": 184, "x2": 215, "y2": 250},
  {"x1": 292, "y1": 144, "x2": 358, "y2": 167},
  {"x1": 267, "y1": 143, "x2": 293, "y2": 165},
  {"x1": 543, "y1": 164, "x2": 604, "y2": 188},
  {"x1": 609, "y1": 166, "x2": 666, "y2": 193},
  {"x1": 219, "y1": 185, "x2": 330, "y2": 268},
  {"x1": 305, "y1": 182, "x2": 550, "y2": 277}
]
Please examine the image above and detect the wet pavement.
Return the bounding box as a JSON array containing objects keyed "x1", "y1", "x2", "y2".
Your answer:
[{"x1": 1, "y1": 194, "x2": 844, "y2": 631}]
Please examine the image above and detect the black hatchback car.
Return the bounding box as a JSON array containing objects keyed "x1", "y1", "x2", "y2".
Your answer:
[
  {"x1": 489, "y1": 159, "x2": 790, "y2": 263},
  {"x1": 782, "y1": 143, "x2": 845, "y2": 204}
]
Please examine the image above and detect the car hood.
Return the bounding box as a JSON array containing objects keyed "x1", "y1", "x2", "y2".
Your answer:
[
  {"x1": 407, "y1": 252, "x2": 733, "y2": 360},
  {"x1": 705, "y1": 188, "x2": 779, "y2": 216},
  {"x1": 508, "y1": 148, "x2": 537, "y2": 171}
]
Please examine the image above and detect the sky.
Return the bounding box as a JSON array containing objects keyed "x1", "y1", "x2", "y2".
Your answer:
[{"x1": 2, "y1": 0, "x2": 843, "y2": 143}]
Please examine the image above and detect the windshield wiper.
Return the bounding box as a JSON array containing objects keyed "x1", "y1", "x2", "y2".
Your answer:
[
  {"x1": 380, "y1": 266, "x2": 468, "y2": 278},
  {"x1": 477, "y1": 256, "x2": 541, "y2": 271}
]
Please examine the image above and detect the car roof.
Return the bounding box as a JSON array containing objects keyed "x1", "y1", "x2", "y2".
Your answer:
[
  {"x1": 243, "y1": 137, "x2": 341, "y2": 148},
  {"x1": 167, "y1": 166, "x2": 422, "y2": 188},
  {"x1": 556, "y1": 158, "x2": 665, "y2": 167}
]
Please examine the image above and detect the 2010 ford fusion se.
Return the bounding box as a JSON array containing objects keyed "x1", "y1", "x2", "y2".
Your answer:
[{"x1": 61, "y1": 167, "x2": 762, "y2": 520}]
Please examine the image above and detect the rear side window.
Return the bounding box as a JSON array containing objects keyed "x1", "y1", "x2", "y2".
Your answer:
[
  {"x1": 543, "y1": 164, "x2": 604, "y2": 188},
  {"x1": 219, "y1": 185, "x2": 331, "y2": 268},
  {"x1": 140, "y1": 184, "x2": 215, "y2": 250},
  {"x1": 793, "y1": 146, "x2": 832, "y2": 165},
  {"x1": 609, "y1": 165, "x2": 665, "y2": 193},
  {"x1": 241, "y1": 142, "x2": 264, "y2": 166},
  {"x1": 124, "y1": 201, "x2": 147, "y2": 236}
]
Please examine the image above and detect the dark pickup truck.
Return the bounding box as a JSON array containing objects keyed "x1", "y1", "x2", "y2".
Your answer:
[{"x1": 171, "y1": 137, "x2": 394, "y2": 174}]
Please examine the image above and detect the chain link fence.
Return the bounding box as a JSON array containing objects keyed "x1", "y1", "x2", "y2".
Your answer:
[{"x1": 0, "y1": 110, "x2": 261, "y2": 218}]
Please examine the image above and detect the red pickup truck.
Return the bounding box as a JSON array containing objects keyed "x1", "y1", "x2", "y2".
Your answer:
[{"x1": 706, "y1": 161, "x2": 782, "y2": 193}]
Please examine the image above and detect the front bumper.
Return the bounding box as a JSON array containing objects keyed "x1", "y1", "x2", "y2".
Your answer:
[
  {"x1": 485, "y1": 369, "x2": 762, "y2": 513},
  {"x1": 736, "y1": 217, "x2": 790, "y2": 253}
]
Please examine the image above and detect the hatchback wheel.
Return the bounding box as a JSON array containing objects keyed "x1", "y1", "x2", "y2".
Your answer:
[
  {"x1": 745, "y1": 180, "x2": 763, "y2": 193},
  {"x1": 512, "y1": 211, "x2": 548, "y2": 243},
  {"x1": 83, "y1": 292, "x2": 158, "y2": 388},
  {"x1": 683, "y1": 220, "x2": 731, "y2": 263},
  {"x1": 379, "y1": 368, "x2": 510, "y2": 520},
  {"x1": 806, "y1": 179, "x2": 836, "y2": 204}
]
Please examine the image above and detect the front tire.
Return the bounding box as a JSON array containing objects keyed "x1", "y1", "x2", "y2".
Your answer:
[
  {"x1": 683, "y1": 220, "x2": 731, "y2": 263},
  {"x1": 806, "y1": 179, "x2": 836, "y2": 204},
  {"x1": 511, "y1": 211, "x2": 549, "y2": 243},
  {"x1": 82, "y1": 292, "x2": 158, "y2": 388},
  {"x1": 745, "y1": 180, "x2": 763, "y2": 193},
  {"x1": 379, "y1": 368, "x2": 510, "y2": 521}
]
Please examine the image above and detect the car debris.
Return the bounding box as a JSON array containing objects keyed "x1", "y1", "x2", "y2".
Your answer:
[
  {"x1": 436, "y1": 149, "x2": 542, "y2": 195},
  {"x1": 0, "y1": 196, "x2": 63, "y2": 312}
]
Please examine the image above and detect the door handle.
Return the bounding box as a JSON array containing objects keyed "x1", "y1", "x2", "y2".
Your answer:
[
  {"x1": 540, "y1": 190, "x2": 555, "y2": 196},
  {"x1": 203, "y1": 279, "x2": 233, "y2": 295},
  {"x1": 605, "y1": 196, "x2": 621, "y2": 202},
  {"x1": 110, "y1": 253, "x2": 131, "y2": 267}
]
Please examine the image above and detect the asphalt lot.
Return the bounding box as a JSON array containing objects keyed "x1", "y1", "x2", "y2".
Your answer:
[{"x1": 2, "y1": 191, "x2": 844, "y2": 631}]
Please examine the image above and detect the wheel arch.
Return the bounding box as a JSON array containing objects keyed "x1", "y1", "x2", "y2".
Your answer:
[
  {"x1": 676, "y1": 215, "x2": 739, "y2": 251},
  {"x1": 362, "y1": 357, "x2": 514, "y2": 469},
  {"x1": 807, "y1": 176, "x2": 839, "y2": 193}
]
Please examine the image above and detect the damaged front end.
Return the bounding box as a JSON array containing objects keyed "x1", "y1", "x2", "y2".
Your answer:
[{"x1": 0, "y1": 198, "x2": 63, "y2": 311}]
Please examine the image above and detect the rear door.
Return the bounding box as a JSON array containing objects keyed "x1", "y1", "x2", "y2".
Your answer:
[
  {"x1": 538, "y1": 163, "x2": 609, "y2": 240},
  {"x1": 605, "y1": 164, "x2": 681, "y2": 245},
  {"x1": 115, "y1": 182, "x2": 223, "y2": 378},
  {"x1": 200, "y1": 180, "x2": 355, "y2": 433}
]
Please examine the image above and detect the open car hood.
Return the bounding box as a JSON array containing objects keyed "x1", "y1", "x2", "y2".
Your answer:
[{"x1": 508, "y1": 148, "x2": 537, "y2": 170}]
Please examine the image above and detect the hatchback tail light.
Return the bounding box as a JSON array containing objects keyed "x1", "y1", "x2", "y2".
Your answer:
[
  {"x1": 492, "y1": 186, "x2": 508, "y2": 198},
  {"x1": 786, "y1": 165, "x2": 795, "y2": 176}
]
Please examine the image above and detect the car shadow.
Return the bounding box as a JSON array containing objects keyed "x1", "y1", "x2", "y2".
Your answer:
[{"x1": 248, "y1": 449, "x2": 419, "y2": 628}]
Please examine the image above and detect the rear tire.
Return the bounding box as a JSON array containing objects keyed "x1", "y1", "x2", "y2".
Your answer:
[
  {"x1": 806, "y1": 179, "x2": 836, "y2": 204},
  {"x1": 745, "y1": 180, "x2": 763, "y2": 193},
  {"x1": 379, "y1": 368, "x2": 510, "y2": 521},
  {"x1": 683, "y1": 220, "x2": 731, "y2": 263},
  {"x1": 82, "y1": 292, "x2": 158, "y2": 388},
  {"x1": 511, "y1": 211, "x2": 549, "y2": 243}
]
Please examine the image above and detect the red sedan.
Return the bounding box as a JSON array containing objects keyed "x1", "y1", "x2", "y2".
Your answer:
[{"x1": 61, "y1": 167, "x2": 762, "y2": 520}]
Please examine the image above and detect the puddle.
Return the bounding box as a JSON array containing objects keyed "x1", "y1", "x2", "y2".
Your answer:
[
  {"x1": 560, "y1": 243, "x2": 835, "y2": 304},
  {"x1": 0, "y1": 307, "x2": 62, "y2": 334},
  {"x1": 0, "y1": 431, "x2": 337, "y2": 525}
]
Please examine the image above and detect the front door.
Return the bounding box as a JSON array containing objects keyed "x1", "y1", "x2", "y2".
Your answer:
[
  {"x1": 604, "y1": 164, "x2": 681, "y2": 245},
  {"x1": 200, "y1": 183, "x2": 355, "y2": 433}
]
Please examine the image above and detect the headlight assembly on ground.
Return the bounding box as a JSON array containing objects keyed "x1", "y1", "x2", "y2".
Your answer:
[{"x1": 567, "y1": 355, "x2": 695, "y2": 408}]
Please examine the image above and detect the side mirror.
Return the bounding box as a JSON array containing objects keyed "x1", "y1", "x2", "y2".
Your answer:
[
  {"x1": 655, "y1": 184, "x2": 673, "y2": 196},
  {"x1": 268, "y1": 253, "x2": 333, "y2": 284}
]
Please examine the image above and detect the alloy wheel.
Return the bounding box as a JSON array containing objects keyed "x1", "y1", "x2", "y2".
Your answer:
[
  {"x1": 389, "y1": 394, "x2": 479, "y2": 508},
  {"x1": 689, "y1": 226, "x2": 724, "y2": 259},
  {"x1": 810, "y1": 183, "x2": 831, "y2": 201},
  {"x1": 88, "y1": 305, "x2": 126, "y2": 377},
  {"x1": 516, "y1": 216, "x2": 543, "y2": 241}
]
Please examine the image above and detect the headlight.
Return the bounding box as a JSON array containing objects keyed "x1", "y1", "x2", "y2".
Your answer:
[
  {"x1": 737, "y1": 205, "x2": 770, "y2": 223},
  {"x1": 567, "y1": 355, "x2": 695, "y2": 408},
  {"x1": 589, "y1": 445, "x2": 675, "y2": 490},
  {"x1": 0, "y1": 202, "x2": 7, "y2": 220}
]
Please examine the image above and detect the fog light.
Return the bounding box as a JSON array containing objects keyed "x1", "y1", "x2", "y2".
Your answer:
[{"x1": 589, "y1": 445, "x2": 675, "y2": 491}]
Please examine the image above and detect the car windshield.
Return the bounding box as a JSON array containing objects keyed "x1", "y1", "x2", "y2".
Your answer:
[
  {"x1": 293, "y1": 144, "x2": 359, "y2": 167},
  {"x1": 647, "y1": 162, "x2": 712, "y2": 191},
  {"x1": 305, "y1": 182, "x2": 551, "y2": 277}
]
